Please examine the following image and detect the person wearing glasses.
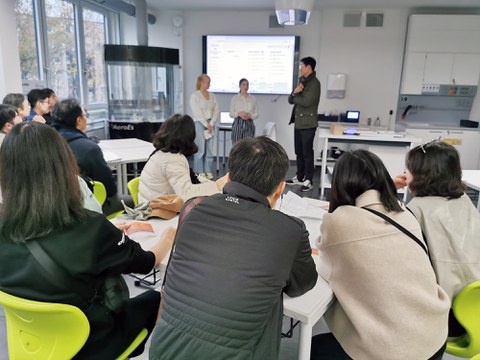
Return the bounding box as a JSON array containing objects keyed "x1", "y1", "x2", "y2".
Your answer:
[
  {"x1": 52, "y1": 98, "x2": 125, "y2": 215},
  {"x1": 396, "y1": 140, "x2": 480, "y2": 337},
  {"x1": 41, "y1": 88, "x2": 58, "y2": 125},
  {"x1": 311, "y1": 150, "x2": 449, "y2": 360},
  {"x1": 0, "y1": 104, "x2": 22, "y2": 146},
  {"x1": 26, "y1": 88, "x2": 48, "y2": 123}
]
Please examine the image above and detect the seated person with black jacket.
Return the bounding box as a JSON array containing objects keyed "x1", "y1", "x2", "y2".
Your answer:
[
  {"x1": 0, "y1": 122, "x2": 175, "y2": 359},
  {"x1": 52, "y1": 98, "x2": 127, "y2": 214}
]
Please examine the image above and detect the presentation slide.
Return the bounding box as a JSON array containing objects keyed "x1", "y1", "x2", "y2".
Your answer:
[{"x1": 204, "y1": 35, "x2": 299, "y2": 95}]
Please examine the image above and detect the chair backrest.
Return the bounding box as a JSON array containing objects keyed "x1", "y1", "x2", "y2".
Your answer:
[
  {"x1": 447, "y1": 280, "x2": 480, "y2": 357},
  {"x1": 92, "y1": 181, "x2": 107, "y2": 206},
  {"x1": 0, "y1": 290, "x2": 90, "y2": 360},
  {"x1": 263, "y1": 122, "x2": 277, "y2": 141},
  {"x1": 128, "y1": 177, "x2": 141, "y2": 206}
]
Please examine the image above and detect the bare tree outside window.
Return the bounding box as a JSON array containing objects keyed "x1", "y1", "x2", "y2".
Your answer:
[
  {"x1": 15, "y1": 0, "x2": 39, "y2": 81},
  {"x1": 45, "y1": 0, "x2": 78, "y2": 99},
  {"x1": 83, "y1": 8, "x2": 107, "y2": 104}
]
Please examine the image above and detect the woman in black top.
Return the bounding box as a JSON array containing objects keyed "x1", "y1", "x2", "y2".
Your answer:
[{"x1": 0, "y1": 122, "x2": 174, "y2": 359}]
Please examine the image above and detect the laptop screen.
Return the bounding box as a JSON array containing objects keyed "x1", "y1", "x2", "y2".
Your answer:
[
  {"x1": 345, "y1": 110, "x2": 360, "y2": 123},
  {"x1": 220, "y1": 112, "x2": 234, "y2": 124}
]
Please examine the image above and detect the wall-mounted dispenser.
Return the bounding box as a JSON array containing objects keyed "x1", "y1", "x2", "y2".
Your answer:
[{"x1": 326, "y1": 73, "x2": 346, "y2": 99}]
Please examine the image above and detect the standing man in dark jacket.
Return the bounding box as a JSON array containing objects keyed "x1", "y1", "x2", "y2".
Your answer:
[
  {"x1": 286, "y1": 56, "x2": 321, "y2": 192},
  {"x1": 149, "y1": 136, "x2": 318, "y2": 360}
]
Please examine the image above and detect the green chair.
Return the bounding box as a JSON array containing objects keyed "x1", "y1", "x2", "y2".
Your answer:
[
  {"x1": 0, "y1": 290, "x2": 149, "y2": 360},
  {"x1": 92, "y1": 180, "x2": 108, "y2": 206},
  {"x1": 92, "y1": 180, "x2": 124, "y2": 220},
  {"x1": 0, "y1": 290, "x2": 90, "y2": 359},
  {"x1": 128, "y1": 177, "x2": 141, "y2": 206},
  {"x1": 445, "y1": 280, "x2": 480, "y2": 358}
]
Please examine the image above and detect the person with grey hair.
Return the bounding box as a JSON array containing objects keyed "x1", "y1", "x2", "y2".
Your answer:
[{"x1": 52, "y1": 98, "x2": 128, "y2": 214}]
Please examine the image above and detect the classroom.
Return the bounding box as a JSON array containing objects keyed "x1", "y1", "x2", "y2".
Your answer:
[{"x1": 0, "y1": 0, "x2": 480, "y2": 359}]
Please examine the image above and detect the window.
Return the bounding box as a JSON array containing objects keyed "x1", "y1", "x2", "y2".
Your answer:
[
  {"x1": 16, "y1": 0, "x2": 39, "y2": 80},
  {"x1": 15, "y1": 0, "x2": 117, "y2": 134},
  {"x1": 83, "y1": 8, "x2": 107, "y2": 104},
  {"x1": 45, "y1": 0, "x2": 78, "y2": 98}
]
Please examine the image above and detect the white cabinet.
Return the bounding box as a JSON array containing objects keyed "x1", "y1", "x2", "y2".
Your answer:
[
  {"x1": 423, "y1": 53, "x2": 454, "y2": 85},
  {"x1": 401, "y1": 52, "x2": 426, "y2": 94},
  {"x1": 401, "y1": 15, "x2": 480, "y2": 95},
  {"x1": 452, "y1": 54, "x2": 480, "y2": 85},
  {"x1": 406, "y1": 128, "x2": 480, "y2": 169},
  {"x1": 402, "y1": 52, "x2": 480, "y2": 94}
]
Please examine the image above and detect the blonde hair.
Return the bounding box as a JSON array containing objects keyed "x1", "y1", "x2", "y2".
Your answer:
[{"x1": 196, "y1": 74, "x2": 210, "y2": 90}]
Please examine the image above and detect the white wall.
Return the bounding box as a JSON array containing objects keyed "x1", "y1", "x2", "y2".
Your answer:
[
  {"x1": 0, "y1": 2, "x2": 450, "y2": 159},
  {"x1": 182, "y1": 10, "x2": 322, "y2": 159},
  {"x1": 317, "y1": 9, "x2": 408, "y2": 129},
  {"x1": 0, "y1": 0, "x2": 23, "y2": 98},
  {"x1": 181, "y1": 8, "x2": 408, "y2": 158}
]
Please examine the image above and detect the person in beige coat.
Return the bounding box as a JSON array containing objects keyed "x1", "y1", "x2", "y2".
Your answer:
[
  {"x1": 139, "y1": 114, "x2": 225, "y2": 203},
  {"x1": 396, "y1": 140, "x2": 480, "y2": 337},
  {"x1": 312, "y1": 150, "x2": 450, "y2": 360}
]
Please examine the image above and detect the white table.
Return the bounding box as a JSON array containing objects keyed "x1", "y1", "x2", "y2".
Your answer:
[
  {"x1": 318, "y1": 130, "x2": 419, "y2": 199},
  {"x1": 115, "y1": 196, "x2": 333, "y2": 360},
  {"x1": 99, "y1": 138, "x2": 155, "y2": 196},
  {"x1": 462, "y1": 170, "x2": 480, "y2": 211}
]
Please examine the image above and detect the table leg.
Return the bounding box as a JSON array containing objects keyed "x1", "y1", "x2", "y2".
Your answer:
[
  {"x1": 121, "y1": 163, "x2": 128, "y2": 196},
  {"x1": 216, "y1": 126, "x2": 220, "y2": 172},
  {"x1": 114, "y1": 164, "x2": 122, "y2": 196},
  {"x1": 223, "y1": 130, "x2": 227, "y2": 167},
  {"x1": 320, "y1": 139, "x2": 329, "y2": 200},
  {"x1": 298, "y1": 322, "x2": 313, "y2": 360}
]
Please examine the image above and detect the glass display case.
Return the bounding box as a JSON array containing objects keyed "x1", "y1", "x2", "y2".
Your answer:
[{"x1": 105, "y1": 45, "x2": 182, "y2": 141}]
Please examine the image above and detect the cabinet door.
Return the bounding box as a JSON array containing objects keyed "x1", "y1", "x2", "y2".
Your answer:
[
  {"x1": 443, "y1": 130, "x2": 480, "y2": 169},
  {"x1": 423, "y1": 53, "x2": 455, "y2": 84},
  {"x1": 452, "y1": 54, "x2": 480, "y2": 85},
  {"x1": 406, "y1": 128, "x2": 444, "y2": 144},
  {"x1": 401, "y1": 52, "x2": 426, "y2": 94}
]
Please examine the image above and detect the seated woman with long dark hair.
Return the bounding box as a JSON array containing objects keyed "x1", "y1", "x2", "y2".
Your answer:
[
  {"x1": 0, "y1": 122, "x2": 174, "y2": 359},
  {"x1": 311, "y1": 150, "x2": 450, "y2": 360},
  {"x1": 139, "y1": 113, "x2": 226, "y2": 203}
]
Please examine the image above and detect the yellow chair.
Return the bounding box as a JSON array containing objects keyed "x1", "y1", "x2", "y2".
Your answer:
[
  {"x1": 0, "y1": 290, "x2": 90, "y2": 360},
  {"x1": 92, "y1": 180, "x2": 108, "y2": 206},
  {"x1": 0, "y1": 290, "x2": 149, "y2": 360},
  {"x1": 92, "y1": 180, "x2": 124, "y2": 220},
  {"x1": 128, "y1": 177, "x2": 141, "y2": 206},
  {"x1": 446, "y1": 280, "x2": 480, "y2": 358}
]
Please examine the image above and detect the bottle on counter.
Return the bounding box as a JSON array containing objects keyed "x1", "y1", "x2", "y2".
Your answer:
[{"x1": 374, "y1": 117, "x2": 380, "y2": 127}]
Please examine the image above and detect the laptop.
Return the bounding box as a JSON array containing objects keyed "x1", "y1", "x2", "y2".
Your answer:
[
  {"x1": 220, "y1": 111, "x2": 234, "y2": 124},
  {"x1": 345, "y1": 110, "x2": 360, "y2": 123}
]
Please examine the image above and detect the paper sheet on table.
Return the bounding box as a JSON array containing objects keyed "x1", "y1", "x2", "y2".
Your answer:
[
  {"x1": 102, "y1": 150, "x2": 122, "y2": 162},
  {"x1": 277, "y1": 191, "x2": 326, "y2": 219}
]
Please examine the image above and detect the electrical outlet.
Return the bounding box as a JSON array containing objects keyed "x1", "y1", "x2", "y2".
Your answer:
[{"x1": 422, "y1": 84, "x2": 440, "y2": 93}]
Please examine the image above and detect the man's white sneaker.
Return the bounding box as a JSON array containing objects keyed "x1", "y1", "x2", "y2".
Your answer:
[
  {"x1": 286, "y1": 175, "x2": 304, "y2": 185},
  {"x1": 301, "y1": 179, "x2": 313, "y2": 192}
]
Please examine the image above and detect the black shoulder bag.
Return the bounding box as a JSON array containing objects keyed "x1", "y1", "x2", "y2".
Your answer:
[
  {"x1": 362, "y1": 207, "x2": 428, "y2": 255},
  {"x1": 25, "y1": 240, "x2": 129, "y2": 313}
]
